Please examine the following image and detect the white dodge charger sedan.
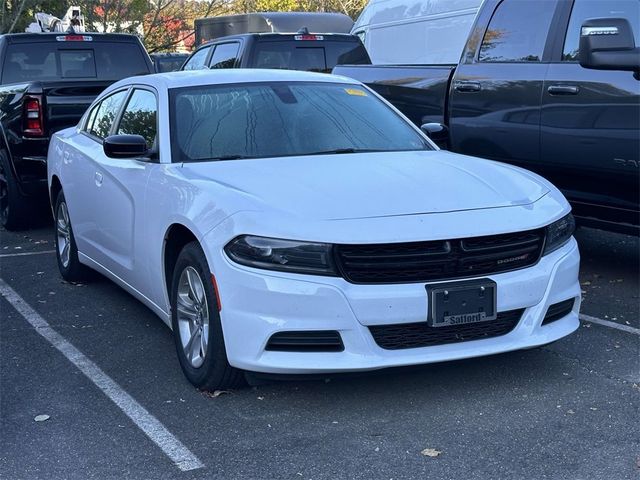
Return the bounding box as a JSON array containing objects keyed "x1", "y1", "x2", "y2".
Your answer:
[{"x1": 48, "y1": 69, "x2": 580, "y2": 390}]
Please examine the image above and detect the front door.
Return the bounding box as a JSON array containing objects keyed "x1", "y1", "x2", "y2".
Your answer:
[
  {"x1": 541, "y1": 0, "x2": 640, "y2": 227},
  {"x1": 449, "y1": 0, "x2": 560, "y2": 169}
]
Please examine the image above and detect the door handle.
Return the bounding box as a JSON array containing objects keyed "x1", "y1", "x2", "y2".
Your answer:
[
  {"x1": 454, "y1": 81, "x2": 481, "y2": 93},
  {"x1": 94, "y1": 172, "x2": 103, "y2": 186},
  {"x1": 547, "y1": 85, "x2": 579, "y2": 95}
]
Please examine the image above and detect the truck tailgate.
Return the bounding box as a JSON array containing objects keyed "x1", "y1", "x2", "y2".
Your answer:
[
  {"x1": 42, "y1": 81, "x2": 112, "y2": 135},
  {"x1": 332, "y1": 64, "x2": 455, "y2": 126}
]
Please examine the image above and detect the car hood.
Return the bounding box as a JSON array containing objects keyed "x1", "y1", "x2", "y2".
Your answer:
[{"x1": 181, "y1": 150, "x2": 550, "y2": 220}]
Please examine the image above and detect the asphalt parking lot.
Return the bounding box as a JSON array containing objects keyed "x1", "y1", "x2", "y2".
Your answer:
[{"x1": 1, "y1": 219, "x2": 638, "y2": 480}]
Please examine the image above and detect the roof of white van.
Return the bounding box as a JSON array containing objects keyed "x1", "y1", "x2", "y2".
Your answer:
[{"x1": 353, "y1": 0, "x2": 483, "y2": 30}]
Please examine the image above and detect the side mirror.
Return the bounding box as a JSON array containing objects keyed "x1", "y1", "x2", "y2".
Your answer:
[
  {"x1": 579, "y1": 18, "x2": 640, "y2": 74},
  {"x1": 420, "y1": 123, "x2": 449, "y2": 144},
  {"x1": 103, "y1": 134, "x2": 148, "y2": 159}
]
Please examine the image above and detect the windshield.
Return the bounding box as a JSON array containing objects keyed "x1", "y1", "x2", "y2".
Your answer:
[{"x1": 170, "y1": 82, "x2": 431, "y2": 162}]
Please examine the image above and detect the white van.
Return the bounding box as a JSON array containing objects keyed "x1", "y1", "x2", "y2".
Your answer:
[{"x1": 353, "y1": 0, "x2": 484, "y2": 64}]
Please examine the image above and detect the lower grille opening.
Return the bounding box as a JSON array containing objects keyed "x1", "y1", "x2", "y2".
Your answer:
[
  {"x1": 369, "y1": 309, "x2": 524, "y2": 350},
  {"x1": 265, "y1": 331, "x2": 344, "y2": 352},
  {"x1": 542, "y1": 299, "x2": 575, "y2": 325}
]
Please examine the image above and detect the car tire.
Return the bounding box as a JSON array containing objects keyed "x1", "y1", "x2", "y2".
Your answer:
[
  {"x1": 170, "y1": 241, "x2": 245, "y2": 391},
  {"x1": 54, "y1": 190, "x2": 88, "y2": 282},
  {"x1": 0, "y1": 148, "x2": 31, "y2": 231}
]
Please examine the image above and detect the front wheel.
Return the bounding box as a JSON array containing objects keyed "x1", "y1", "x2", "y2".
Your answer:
[{"x1": 170, "y1": 242, "x2": 244, "y2": 390}]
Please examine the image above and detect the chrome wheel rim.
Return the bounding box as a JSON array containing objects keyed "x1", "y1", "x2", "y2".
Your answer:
[
  {"x1": 176, "y1": 266, "x2": 209, "y2": 368},
  {"x1": 56, "y1": 202, "x2": 71, "y2": 268}
]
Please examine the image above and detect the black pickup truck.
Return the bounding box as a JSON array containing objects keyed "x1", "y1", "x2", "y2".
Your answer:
[
  {"x1": 0, "y1": 32, "x2": 153, "y2": 230},
  {"x1": 335, "y1": 0, "x2": 640, "y2": 235},
  {"x1": 181, "y1": 32, "x2": 369, "y2": 73}
]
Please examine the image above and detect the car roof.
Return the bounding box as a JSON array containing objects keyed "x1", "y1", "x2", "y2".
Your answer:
[{"x1": 109, "y1": 69, "x2": 360, "y2": 91}]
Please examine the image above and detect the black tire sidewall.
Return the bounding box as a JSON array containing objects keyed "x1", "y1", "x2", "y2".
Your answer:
[
  {"x1": 170, "y1": 242, "x2": 232, "y2": 389},
  {"x1": 0, "y1": 148, "x2": 28, "y2": 230}
]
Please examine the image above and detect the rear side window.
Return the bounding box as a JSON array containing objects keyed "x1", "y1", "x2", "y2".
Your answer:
[
  {"x1": 182, "y1": 47, "x2": 210, "y2": 70},
  {"x1": 209, "y1": 43, "x2": 240, "y2": 69},
  {"x1": 117, "y1": 89, "x2": 157, "y2": 147},
  {"x1": 562, "y1": 0, "x2": 640, "y2": 61},
  {"x1": 479, "y1": 0, "x2": 556, "y2": 62},
  {"x1": 87, "y1": 90, "x2": 128, "y2": 139},
  {"x1": 2, "y1": 41, "x2": 149, "y2": 83}
]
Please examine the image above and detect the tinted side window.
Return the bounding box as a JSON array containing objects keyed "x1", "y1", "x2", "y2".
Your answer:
[
  {"x1": 117, "y1": 89, "x2": 157, "y2": 147},
  {"x1": 182, "y1": 47, "x2": 210, "y2": 70},
  {"x1": 479, "y1": 0, "x2": 556, "y2": 62},
  {"x1": 84, "y1": 103, "x2": 99, "y2": 133},
  {"x1": 563, "y1": 0, "x2": 640, "y2": 61},
  {"x1": 325, "y1": 42, "x2": 370, "y2": 68},
  {"x1": 89, "y1": 90, "x2": 128, "y2": 139},
  {"x1": 209, "y1": 43, "x2": 240, "y2": 69}
]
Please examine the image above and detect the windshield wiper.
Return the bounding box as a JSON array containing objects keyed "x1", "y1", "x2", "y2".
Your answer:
[
  {"x1": 304, "y1": 148, "x2": 381, "y2": 156},
  {"x1": 200, "y1": 154, "x2": 253, "y2": 161}
]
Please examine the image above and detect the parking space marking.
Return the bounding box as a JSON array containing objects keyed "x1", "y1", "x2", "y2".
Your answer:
[
  {"x1": 0, "y1": 250, "x2": 56, "y2": 258},
  {"x1": 0, "y1": 278, "x2": 204, "y2": 472},
  {"x1": 580, "y1": 313, "x2": 640, "y2": 335}
]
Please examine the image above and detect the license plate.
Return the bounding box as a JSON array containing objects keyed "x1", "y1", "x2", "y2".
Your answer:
[{"x1": 427, "y1": 279, "x2": 497, "y2": 327}]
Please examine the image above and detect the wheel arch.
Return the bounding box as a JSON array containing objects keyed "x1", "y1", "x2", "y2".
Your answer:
[
  {"x1": 163, "y1": 223, "x2": 201, "y2": 308},
  {"x1": 50, "y1": 175, "x2": 62, "y2": 211}
]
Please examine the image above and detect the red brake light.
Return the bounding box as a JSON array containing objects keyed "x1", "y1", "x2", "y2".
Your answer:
[
  {"x1": 294, "y1": 34, "x2": 324, "y2": 41},
  {"x1": 24, "y1": 96, "x2": 44, "y2": 136},
  {"x1": 56, "y1": 35, "x2": 92, "y2": 42}
]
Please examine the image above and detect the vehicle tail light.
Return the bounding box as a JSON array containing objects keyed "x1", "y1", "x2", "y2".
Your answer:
[
  {"x1": 56, "y1": 35, "x2": 92, "y2": 42},
  {"x1": 294, "y1": 34, "x2": 324, "y2": 41},
  {"x1": 24, "y1": 95, "x2": 44, "y2": 136}
]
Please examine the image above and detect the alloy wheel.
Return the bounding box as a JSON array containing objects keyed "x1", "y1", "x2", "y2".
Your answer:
[
  {"x1": 176, "y1": 266, "x2": 210, "y2": 368},
  {"x1": 56, "y1": 201, "x2": 71, "y2": 268}
]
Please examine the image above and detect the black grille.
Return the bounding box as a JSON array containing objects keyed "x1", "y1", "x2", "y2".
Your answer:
[
  {"x1": 335, "y1": 229, "x2": 545, "y2": 284},
  {"x1": 542, "y1": 299, "x2": 575, "y2": 325},
  {"x1": 369, "y1": 309, "x2": 524, "y2": 350},
  {"x1": 265, "y1": 331, "x2": 344, "y2": 352}
]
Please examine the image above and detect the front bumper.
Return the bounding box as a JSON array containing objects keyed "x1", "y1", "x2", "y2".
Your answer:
[{"x1": 208, "y1": 237, "x2": 580, "y2": 374}]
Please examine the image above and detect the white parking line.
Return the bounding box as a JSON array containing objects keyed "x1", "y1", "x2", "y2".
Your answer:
[
  {"x1": 0, "y1": 279, "x2": 204, "y2": 472},
  {"x1": 0, "y1": 249, "x2": 56, "y2": 258},
  {"x1": 580, "y1": 313, "x2": 640, "y2": 335}
]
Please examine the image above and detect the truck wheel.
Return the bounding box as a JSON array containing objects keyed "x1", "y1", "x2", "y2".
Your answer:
[
  {"x1": 170, "y1": 241, "x2": 245, "y2": 391},
  {"x1": 0, "y1": 149, "x2": 30, "y2": 231}
]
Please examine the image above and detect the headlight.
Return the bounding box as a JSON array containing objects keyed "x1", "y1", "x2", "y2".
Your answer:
[
  {"x1": 224, "y1": 235, "x2": 338, "y2": 276},
  {"x1": 543, "y1": 213, "x2": 575, "y2": 255}
]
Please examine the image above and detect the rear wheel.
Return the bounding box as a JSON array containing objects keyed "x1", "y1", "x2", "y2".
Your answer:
[
  {"x1": 171, "y1": 242, "x2": 244, "y2": 390},
  {"x1": 54, "y1": 191, "x2": 88, "y2": 282},
  {"x1": 0, "y1": 148, "x2": 30, "y2": 231}
]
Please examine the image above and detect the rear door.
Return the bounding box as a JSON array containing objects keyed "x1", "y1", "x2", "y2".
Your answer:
[
  {"x1": 90, "y1": 87, "x2": 159, "y2": 287},
  {"x1": 541, "y1": 0, "x2": 640, "y2": 227},
  {"x1": 448, "y1": 0, "x2": 560, "y2": 168}
]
